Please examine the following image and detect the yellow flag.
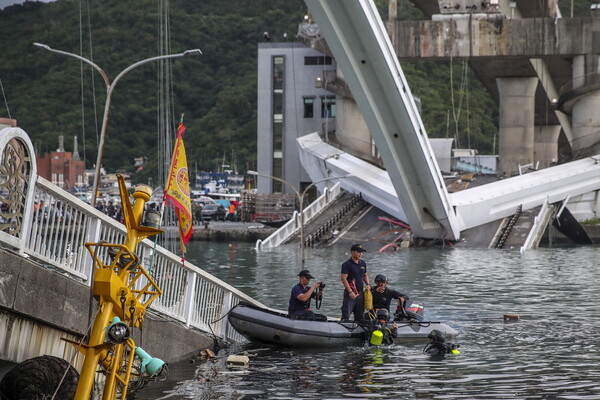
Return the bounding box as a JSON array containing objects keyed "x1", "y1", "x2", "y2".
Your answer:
[{"x1": 164, "y1": 121, "x2": 192, "y2": 255}]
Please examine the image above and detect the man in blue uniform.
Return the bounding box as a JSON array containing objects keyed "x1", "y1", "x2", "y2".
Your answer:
[
  {"x1": 340, "y1": 243, "x2": 370, "y2": 321},
  {"x1": 288, "y1": 269, "x2": 323, "y2": 318}
]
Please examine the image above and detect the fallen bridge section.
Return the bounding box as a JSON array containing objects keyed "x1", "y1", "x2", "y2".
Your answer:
[
  {"x1": 305, "y1": 0, "x2": 461, "y2": 240},
  {"x1": 450, "y1": 155, "x2": 600, "y2": 232},
  {"x1": 299, "y1": 132, "x2": 600, "y2": 247}
]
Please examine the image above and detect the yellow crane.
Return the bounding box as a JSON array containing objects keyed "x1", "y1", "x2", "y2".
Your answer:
[{"x1": 67, "y1": 175, "x2": 166, "y2": 399}]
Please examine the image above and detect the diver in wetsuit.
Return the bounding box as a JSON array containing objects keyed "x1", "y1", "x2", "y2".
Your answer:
[
  {"x1": 423, "y1": 329, "x2": 460, "y2": 357},
  {"x1": 367, "y1": 309, "x2": 398, "y2": 346}
]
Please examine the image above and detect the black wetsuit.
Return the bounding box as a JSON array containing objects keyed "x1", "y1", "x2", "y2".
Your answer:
[
  {"x1": 367, "y1": 321, "x2": 398, "y2": 345},
  {"x1": 371, "y1": 287, "x2": 408, "y2": 311},
  {"x1": 424, "y1": 342, "x2": 459, "y2": 356}
]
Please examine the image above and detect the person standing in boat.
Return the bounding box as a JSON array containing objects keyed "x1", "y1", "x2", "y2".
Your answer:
[
  {"x1": 371, "y1": 274, "x2": 409, "y2": 316},
  {"x1": 288, "y1": 270, "x2": 324, "y2": 319},
  {"x1": 340, "y1": 243, "x2": 370, "y2": 321}
]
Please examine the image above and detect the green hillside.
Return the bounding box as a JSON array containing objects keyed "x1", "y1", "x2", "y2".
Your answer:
[{"x1": 0, "y1": 0, "x2": 591, "y2": 185}]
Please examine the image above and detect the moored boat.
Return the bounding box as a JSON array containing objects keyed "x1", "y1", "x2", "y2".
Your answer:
[
  {"x1": 259, "y1": 217, "x2": 291, "y2": 228},
  {"x1": 227, "y1": 302, "x2": 458, "y2": 348}
]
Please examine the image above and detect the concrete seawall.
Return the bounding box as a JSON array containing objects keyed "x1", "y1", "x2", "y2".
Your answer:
[
  {"x1": 162, "y1": 221, "x2": 277, "y2": 242},
  {"x1": 0, "y1": 247, "x2": 216, "y2": 373}
]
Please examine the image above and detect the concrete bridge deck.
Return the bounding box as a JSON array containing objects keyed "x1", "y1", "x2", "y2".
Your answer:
[{"x1": 0, "y1": 126, "x2": 263, "y2": 381}]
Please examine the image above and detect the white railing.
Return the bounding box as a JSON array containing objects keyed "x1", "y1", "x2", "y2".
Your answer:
[
  {"x1": 255, "y1": 182, "x2": 343, "y2": 250},
  {"x1": 0, "y1": 127, "x2": 261, "y2": 344},
  {"x1": 520, "y1": 196, "x2": 556, "y2": 253}
]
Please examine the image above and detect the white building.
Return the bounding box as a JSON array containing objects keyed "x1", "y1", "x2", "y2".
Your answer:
[{"x1": 256, "y1": 42, "x2": 337, "y2": 194}]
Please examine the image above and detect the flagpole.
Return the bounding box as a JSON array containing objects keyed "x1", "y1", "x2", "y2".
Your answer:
[{"x1": 164, "y1": 116, "x2": 193, "y2": 262}]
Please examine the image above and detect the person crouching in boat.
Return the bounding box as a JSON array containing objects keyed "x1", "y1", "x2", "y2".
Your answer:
[
  {"x1": 288, "y1": 270, "x2": 324, "y2": 319},
  {"x1": 423, "y1": 329, "x2": 460, "y2": 357},
  {"x1": 367, "y1": 309, "x2": 398, "y2": 346},
  {"x1": 371, "y1": 274, "x2": 409, "y2": 318}
]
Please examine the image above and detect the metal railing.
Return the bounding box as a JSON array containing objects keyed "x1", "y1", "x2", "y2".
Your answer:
[
  {"x1": 255, "y1": 182, "x2": 343, "y2": 250},
  {"x1": 520, "y1": 197, "x2": 556, "y2": 253},
  {"x1": 0, "y1": 127, "x2": 262, "y2": 344},
  {"x1": 304, "y1": 193, "x2": 364, "y2": 247}
]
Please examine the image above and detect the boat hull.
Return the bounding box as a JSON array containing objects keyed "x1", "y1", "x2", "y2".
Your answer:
[{"x1": 228, "y1": 303, "x2": 458, "y2": 347}]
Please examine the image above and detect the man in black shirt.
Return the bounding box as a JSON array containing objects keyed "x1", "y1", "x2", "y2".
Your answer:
[{"x1": 371, "y1": 274, "x2": 409, "y2": 315}]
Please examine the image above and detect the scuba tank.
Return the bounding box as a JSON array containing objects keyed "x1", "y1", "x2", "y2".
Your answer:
[
  {"x1": 369, "y1": 309, "x2": 394, "y2": 346},
  {"x1": 370, "y1": 329, "x2": 384, "y2": 346}
]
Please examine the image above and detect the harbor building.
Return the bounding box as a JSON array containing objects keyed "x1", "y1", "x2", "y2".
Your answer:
[
  {"x1": 256, "y1": 41, "x2": 337, "y2": 195},
  {"x1": 35, "y1": 135, "x2": 86, "y2": 192}
]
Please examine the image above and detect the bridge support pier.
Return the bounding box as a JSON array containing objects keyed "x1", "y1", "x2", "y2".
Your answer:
[
  {"x1": 497, "y1": 77, "x2": 538, "y2": 177},
  {"x1": 572, "y1": 93, "x2": 600, "y2": 153},
  {"x1": 534, "y1": 125, "x2": 560, "y2": 169}
]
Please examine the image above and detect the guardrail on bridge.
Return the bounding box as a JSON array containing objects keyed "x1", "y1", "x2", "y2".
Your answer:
[
  {"x1": 0, "y1": 126, "x2": 263, "y2": 344},
  {"x1": 254, "y1": 182, "x2": 343, "y2": 250}
]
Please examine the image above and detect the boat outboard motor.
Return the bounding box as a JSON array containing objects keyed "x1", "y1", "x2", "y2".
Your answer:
[{"x1": 395, "y1": 299, "x2": 425, "y2": 321}]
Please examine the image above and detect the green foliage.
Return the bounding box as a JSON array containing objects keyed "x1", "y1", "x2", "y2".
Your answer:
[
  {"x1": 581, "y1": 218, "x2": 600, "y2": 225},
  {"x1": 0, "y1": 0, "x2": 589, "y2": 186},
  {"x1": 0, "y1": 0, "x2": 305, "y2": 186}
]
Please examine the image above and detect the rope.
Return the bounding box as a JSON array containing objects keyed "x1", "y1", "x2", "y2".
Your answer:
[
  {"x1": 78, "y1": 2, "x2": 86, "y2": 166},
  {"x1": 51, "y1": 306, "x2": 101, "y2": 400},
  {"x1": 85, "y1": 0, "x2": 99, "y2": 147},
  {"x1": 0, "y1": 76, "x2": 11, "y2": 119},
  {"x1": 449, "y1": 54, "x2": 470, "y2": 149}
]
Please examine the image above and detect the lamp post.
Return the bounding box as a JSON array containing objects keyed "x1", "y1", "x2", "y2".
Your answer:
[
  {"x1": 247, "y1": 170, "x2": 352, "y2": 268},
  {"x1": 33, "y1": 43, "x2": 202, "y2": 206}
]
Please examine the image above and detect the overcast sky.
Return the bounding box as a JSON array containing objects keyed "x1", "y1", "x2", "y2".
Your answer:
[{"x1": 0, "y1": 0, "x2": 54, "y2": 10}]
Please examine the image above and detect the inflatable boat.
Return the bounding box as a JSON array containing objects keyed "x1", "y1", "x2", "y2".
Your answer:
[{"x1": 227, "y1": 302, "x2": 458, "y2": 347}]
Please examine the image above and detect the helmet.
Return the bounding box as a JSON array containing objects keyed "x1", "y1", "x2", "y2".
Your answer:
[
  {"x1": 428, "y1": 329, "x2": 445, "y2": 343},
  {"x1": 376, "y1": 309, "x2": 389, "y2": 321},
  {"x1": 374, "y1": 274, "x2": 387, "y2": 283}
]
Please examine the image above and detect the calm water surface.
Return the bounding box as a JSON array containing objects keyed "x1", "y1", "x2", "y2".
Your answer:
[{"x1": 134, "y1": 241, "x2": 600, "y2": 399}]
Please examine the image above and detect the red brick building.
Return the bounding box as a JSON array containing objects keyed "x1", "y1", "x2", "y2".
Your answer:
[{"x1": 36, "y1": 136, "x2": 86, "y2": 191}]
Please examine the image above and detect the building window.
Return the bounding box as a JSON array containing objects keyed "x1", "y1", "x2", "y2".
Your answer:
[
  {"x1": 272, "y1": 56, "x2": 285, "y2": 185},
  {"x1": 273, "y1": 56, "x2": 284, "y2": 90},
  {"x1": 305, "y1": 56, "x2": 333, "y2": 65},
  {"x1": 273, "y1": 91, "x2": 283, "y2": 116},
  {"x1": 272, "y1": 158, "x2": 283, "y2": 193},
  {"x1": 273, "y1": 121, "x2": 283, "y2": 153},
  {"x1": 303, "y1": 97, "x2": 314, "y2": 118},
  {"x1": 321, "y1": 96, "x2": 336, "y2": 118}
]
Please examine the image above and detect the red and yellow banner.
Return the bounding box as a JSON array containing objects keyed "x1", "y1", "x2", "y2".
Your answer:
[{"x1": 164, "y1": 121, "x2": 192, "y2": 255}]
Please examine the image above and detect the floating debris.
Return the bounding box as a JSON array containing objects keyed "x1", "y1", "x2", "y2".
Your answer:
[
  {"x1": 226, "y1": 355, "x2": 250, "y2": 367},
  {"x1": 503, "y1": 314, "x2": 520, "y2": 323}
]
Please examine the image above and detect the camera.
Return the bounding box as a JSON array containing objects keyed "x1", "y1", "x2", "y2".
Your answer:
[{"x1": 318, "y1": 282, "x2": 326, "y2": 289}]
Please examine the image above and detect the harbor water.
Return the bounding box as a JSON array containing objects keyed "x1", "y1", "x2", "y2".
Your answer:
[{"x1": 132, "y1": 241, "x2": 600, "y2": 399}]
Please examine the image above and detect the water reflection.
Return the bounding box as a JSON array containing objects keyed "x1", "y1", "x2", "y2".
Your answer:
[{"x1": 132, "y1": 243, "x2": 600, "y2": 399}]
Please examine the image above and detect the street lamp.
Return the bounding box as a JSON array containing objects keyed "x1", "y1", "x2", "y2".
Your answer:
[
  {"x1": 247, "y1": 170, "x2": 352, "y2": 268},
  {"x1": 33, "y1": 43, "x2": 202, "y2": 206}
]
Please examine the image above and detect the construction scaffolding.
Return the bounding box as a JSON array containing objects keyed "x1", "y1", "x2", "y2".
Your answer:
[{"x1": 240, "y1": 192, "x2": 297, "y2": 223}]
